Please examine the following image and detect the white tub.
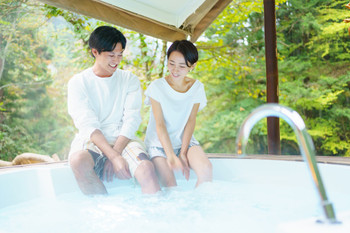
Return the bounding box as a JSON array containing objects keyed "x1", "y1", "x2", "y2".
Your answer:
[{"x1": 0, "y1": 157, "x2": 350, "y2": 233}]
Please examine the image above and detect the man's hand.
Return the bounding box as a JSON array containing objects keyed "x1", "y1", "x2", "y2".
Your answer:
[
  {"x1": 111, "y1": 155, "x2": 132, "y2": 180},
  {"x1": 102, "y1": 159, "x2": 116, "y2": 182},
  {"x1": 90, "y1": 130, "x2": 131, "y2": 180}
]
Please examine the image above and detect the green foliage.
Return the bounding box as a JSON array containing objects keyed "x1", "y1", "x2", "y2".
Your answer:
[
  {"x1": 44, "y1": 5, "x2": 92, "y2": 49},
  {"x1": 0, "y1": 124, "x2": 35, "y2": 161},
  {"x1": 278, "y1": 0, "x2": 350, "y2": 61},
  {"x1": 307, "y1": 1, "x2": 350, "y2": 61},
  {"x1": 194, "y1": 0, "x2": 350, "y2": 156},
  {"x1": 0, "y1": 0, "x2": 75, "y2": 160},
  {"x1": 193, "y1": 0, "x2": 281, "y2": 154},
  {"x1": 279, "y1": 61, "x2": 350, "y2": 156}
]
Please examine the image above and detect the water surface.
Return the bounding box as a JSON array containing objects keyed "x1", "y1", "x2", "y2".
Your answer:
[{"x1": 0, "y1": 179, "x2": 344, "y2": 233}]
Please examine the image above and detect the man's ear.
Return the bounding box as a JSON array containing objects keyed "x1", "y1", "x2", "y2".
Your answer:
[{"x1": 91, "y1": 48, "x2": 98, "y2": 58}]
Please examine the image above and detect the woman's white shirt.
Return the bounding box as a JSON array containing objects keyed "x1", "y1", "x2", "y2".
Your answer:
[{"x1": 144, "y1": 77, "x2": 207, "y2": 149}]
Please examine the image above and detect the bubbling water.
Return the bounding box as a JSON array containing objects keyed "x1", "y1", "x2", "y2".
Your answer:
[{"x1": 0, "y1": 179, "x2": 332, "y2": 233}]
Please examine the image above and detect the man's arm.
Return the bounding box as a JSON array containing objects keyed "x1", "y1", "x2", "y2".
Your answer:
[
  {"x1": 101, "y1": 74, "x2": 141, "y2": 180},
  {"x1": 112, "y1": 135, "x2": 130, "y2": 154},
  {"x1": 67, "y1": 77, "x2": 100, "y2": 140},
  {"x1": 119, "y1": 75, "x2": 142, "y2": 139},
  {"x1": 90, "y1": 129, "x2": 131, "y2": 179}
]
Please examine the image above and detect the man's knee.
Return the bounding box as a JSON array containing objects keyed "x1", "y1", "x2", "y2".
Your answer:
[
  {"x1": 69, "y1": 151, "x2": 93, "y2": 173},
  {"x1": 135, "y1": 160, "x2": 156, "y2": 181}
]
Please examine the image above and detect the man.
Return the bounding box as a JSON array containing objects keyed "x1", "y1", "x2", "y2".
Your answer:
[{"x1": 67, "y1": 26, "x2": 160, "y2": 195}]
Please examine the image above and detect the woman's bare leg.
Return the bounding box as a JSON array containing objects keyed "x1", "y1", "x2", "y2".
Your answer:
[
  {"x1": 187, "y1": 146, "x2": 212, "y2": 187},
  {"x1": 151, "y1": 156, "x2": 177, "y2": 187}
]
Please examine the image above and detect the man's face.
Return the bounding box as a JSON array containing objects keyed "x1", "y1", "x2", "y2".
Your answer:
[{"x1": 92, "y1": 42, "x2": 124, "y2": 77}]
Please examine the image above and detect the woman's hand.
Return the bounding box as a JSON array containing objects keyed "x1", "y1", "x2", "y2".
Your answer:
[
  {"x1": 167, "y1": 154, "x2": 184, "y2": 172},
  {"x1": 179, "y1": 153, "x2": 190, "y2": 180}
]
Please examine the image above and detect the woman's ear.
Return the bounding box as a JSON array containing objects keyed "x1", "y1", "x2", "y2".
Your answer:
[{"x1": 190, "y1": 62, "x2": 197, "y2": 71}]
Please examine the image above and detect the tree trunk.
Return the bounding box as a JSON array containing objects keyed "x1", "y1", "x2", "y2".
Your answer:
[
  {"x1": 159, "y1": 40, "x2": 167, "y2": 78},
  {"x1": 0, "y1": 58, "x2": 4, "y2": 82},
  {"x1": 0, "y1": 2, "x2": 22, "y2": 81},
  {"x1": 138, "y1": 33, "x2": 151, "y2": 80}
]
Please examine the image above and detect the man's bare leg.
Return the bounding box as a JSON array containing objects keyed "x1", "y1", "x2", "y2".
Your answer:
[
  {"x1": 134, "y1": 160, "x2": 161, "y2": 194},
  {"x1": 69, "y1": 150, "x2": 107, "y2": 195}
]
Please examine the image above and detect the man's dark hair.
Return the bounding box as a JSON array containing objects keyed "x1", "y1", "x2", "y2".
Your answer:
[
  {"x1": 88, "y1": 26, "x2": 126, "y2": 56},
  {"x1": 167, "y1": 40, "x2": 198, "y2": 67}
]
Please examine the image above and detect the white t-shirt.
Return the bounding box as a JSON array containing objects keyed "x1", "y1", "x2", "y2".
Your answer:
[
  {"x1": 67, "y1": 67, "x2": 142, "y2": 156},
  {"x1": 144, "y1": 77, "x2": 207, "y2": 149}
]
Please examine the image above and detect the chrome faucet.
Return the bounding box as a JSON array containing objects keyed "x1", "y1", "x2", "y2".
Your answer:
[{"x1": 236, "y1": 103, "x2": 339, "y2": 224}]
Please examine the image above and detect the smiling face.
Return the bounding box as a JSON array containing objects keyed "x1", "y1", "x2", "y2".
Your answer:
[
  {"x1": 167, "y1": 51, "x2": 194, "y2": 80},
  {"x1": 92, "y1": 42, "x2": 124, "y2": 77}
]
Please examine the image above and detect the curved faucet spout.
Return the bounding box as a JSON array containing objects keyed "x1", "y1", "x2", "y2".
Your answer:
[{"x1": 236, "y1": 104, "x2": 339, "y2": 224}]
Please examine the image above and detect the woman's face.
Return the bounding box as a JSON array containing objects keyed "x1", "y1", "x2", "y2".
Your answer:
[{"x1": 167, "y1": 51, "x2": 193, "y2": 80}]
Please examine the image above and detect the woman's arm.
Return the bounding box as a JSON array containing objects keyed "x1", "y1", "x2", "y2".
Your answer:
[
  {"x1": 150, "y1": 98, "x2": 183, "y2": 171},
  {"x1": 180, "y1": 103, "x2": 200, "y2": 155},
  {"x1": 179, "y1": 103, "x2": 200, "y2": 179}
]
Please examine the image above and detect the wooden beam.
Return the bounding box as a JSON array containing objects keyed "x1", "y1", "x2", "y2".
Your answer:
[{"x1": 190, "y1": 0, "x2": 232, "y2": 42}]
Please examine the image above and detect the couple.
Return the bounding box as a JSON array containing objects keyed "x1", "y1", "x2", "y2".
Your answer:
[{"x1": 67, "y1": 26, "x2": 212, "y2": 195}]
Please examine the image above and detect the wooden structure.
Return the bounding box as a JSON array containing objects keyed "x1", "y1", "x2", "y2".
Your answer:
[{"x1": 38, "y1": 0, "x2": 281, "y2": 154}]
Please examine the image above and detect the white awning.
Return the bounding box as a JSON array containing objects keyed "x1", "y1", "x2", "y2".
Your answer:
[{"x1": 38, "y1": 0, "x2": 232, "y2": 42}]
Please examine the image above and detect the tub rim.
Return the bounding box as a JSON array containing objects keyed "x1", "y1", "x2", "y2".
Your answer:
[{"x1": 0, "y1": 154, "x2": 349, "y2": 173}]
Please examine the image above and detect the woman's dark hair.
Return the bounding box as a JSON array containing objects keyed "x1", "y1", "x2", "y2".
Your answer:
[
  {"x1": 167, "y1": 40, "x2": 198, "y2": 67},
  {"x1": 88, "y1": 26, "x2": 126, "y2": 56}
]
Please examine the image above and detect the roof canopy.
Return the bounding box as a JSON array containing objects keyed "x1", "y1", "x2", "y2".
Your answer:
[
  {"x1": 36, "y1": 0, "x2": 281, "y2": 154},
  {"x1": 38, "y1": 0, "x2": 232, "y2": 42}
]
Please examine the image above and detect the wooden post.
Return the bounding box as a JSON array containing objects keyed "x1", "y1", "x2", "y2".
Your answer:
[{"x1": 264, "y1": 0, "x2": 281, "y2": 155}]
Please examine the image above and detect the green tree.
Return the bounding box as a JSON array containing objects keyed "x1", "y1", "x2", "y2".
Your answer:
[
  {"x1": 194, "y1": 0, "x2": 350, "y2": 156},
  {"x1": 0, "y1": 0, "x2": 75, "y2": 160},
  {"x1": 194, "y1": 0, "x2": 286, "y2": 154},
  {"x1": 276, "y1": 0, "x2": 350, "y2": 156}
]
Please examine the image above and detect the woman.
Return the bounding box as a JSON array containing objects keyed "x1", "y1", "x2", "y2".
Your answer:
[{"x1": 144, "y1": 40, "x2": 212, "y2": 188}]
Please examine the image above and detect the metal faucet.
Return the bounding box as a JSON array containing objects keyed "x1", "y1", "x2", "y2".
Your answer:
[{"x1": 236, "y1": 103, "x2": 339, "y2": 224}]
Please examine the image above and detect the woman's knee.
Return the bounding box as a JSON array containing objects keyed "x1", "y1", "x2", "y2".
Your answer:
[
  {"x1": 196, "y1": 159, "x2": 212, "y2": 176},
  {"x1": 203, "y1": 159, "x2": 213, "y2": 172},
  {"x1": 190, "y1": 156, "x2": 212, "y2": 178}
]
